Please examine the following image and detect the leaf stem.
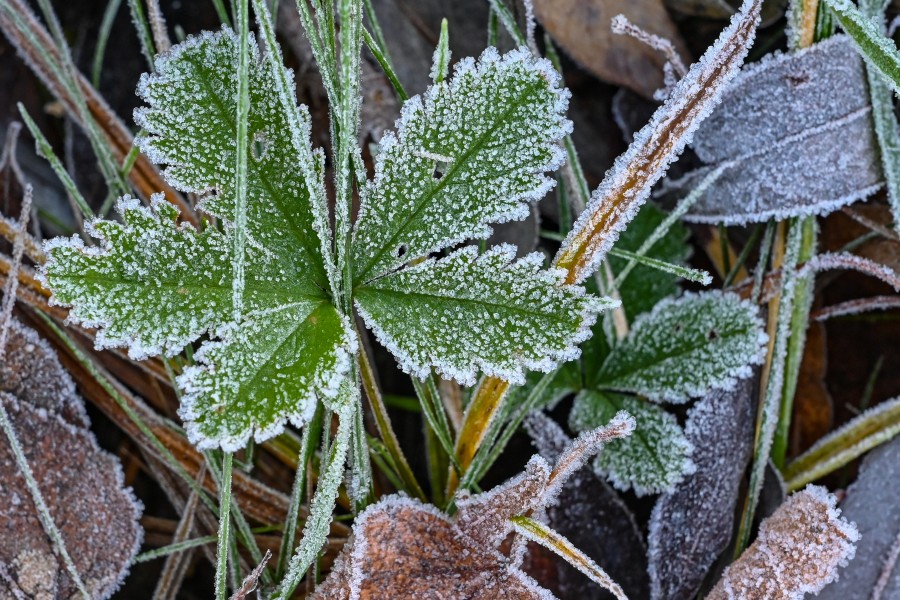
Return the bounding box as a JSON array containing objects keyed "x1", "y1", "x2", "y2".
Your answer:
[{"x1": 214, "y1": 451, "x2": 233, "y2": 600}]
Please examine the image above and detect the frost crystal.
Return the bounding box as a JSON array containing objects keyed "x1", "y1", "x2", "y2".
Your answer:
[
  {"x1": 593, "y1": 291, "x2": 767, "y2": 403},
  {"x1": 355, "y1": 245, "x2": 611, "y2": 386},
  {"x1": 674, "y1": 36, "x2": 882, "y2": 224},
  {"x1": 352, "y1": 47, "x2": 571, "y2": 283},
  {"x1": 570, "y1": 391, "x2": 695, "y2": 496},
  {"x1": 708, "y1": 486, "x2": 859, "y2": 600}
]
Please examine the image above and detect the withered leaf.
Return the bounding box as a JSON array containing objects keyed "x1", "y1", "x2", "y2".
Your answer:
[
  {"x1": 708, "y1": 486, "x2": 858, "y2": 600},
  {"x1": 671, "y1": 35, "x2": 882, "y2": 225},
  {"x1": 817, "y1": 435, "x2": 900, "y2": 599},
  {"x1": 647, "y1": 372, "x2": 756, "y2": 600},
  {"x1": 0, "y1": 319, "x2": 142, "y2": 599},
  {"x1": 533, "y1": 0, "x2": 690, "y2": 99}
]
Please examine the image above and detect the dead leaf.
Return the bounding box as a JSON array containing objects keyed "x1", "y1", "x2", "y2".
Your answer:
[
  {"x1": 533, "y1": 0, "x2": 690, "y2": 99},
  {"x1": 0, "y1": 319, "x2": 142, "y2": 599},
  {"x1": 672, "y1": 35, "x2": 882, "y2": 225},
  {"x1": 708, "y1": 486, "x2": 858, "y2": 600},
  {"x1": 790, "y1": 321, "x2": 833, "y2": 456},
  {"x1": 648, "y1": 372, "x2": 756, "y2": 600}
]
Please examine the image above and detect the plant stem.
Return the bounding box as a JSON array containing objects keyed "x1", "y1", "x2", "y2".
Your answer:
[{"x1": 214, "y1": 451, "x2": 233, "y2": 600}]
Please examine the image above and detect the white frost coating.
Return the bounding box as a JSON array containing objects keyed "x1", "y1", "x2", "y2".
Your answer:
[
  {"x1": 0, "y1": 183, "x2": 30, "y2": 358},
  {"x1": 570, "y1": 391, "x2": 696, "y2": 496},
  {"x1": 798, "y1": 252, "x2": 900, "y2": 291},
  {"x1": 352, "y1": 46, "x2": 572, "y2": 282},
  {"x1": 355, "y1": 244, "x2": 613, "y2": 386},
  {"x1": 556, "y1": 0, "x2": 762, "y2": 284},
  {"x1": 595, "y1": 291, "x2": 768, "y2": 403}
]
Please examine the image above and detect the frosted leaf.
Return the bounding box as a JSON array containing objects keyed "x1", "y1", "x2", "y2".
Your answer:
[
  {"x1": 608, "y1": 202, "x2": 691, "y2": 320},
  {"x1": 647, "y1": 372, "x2": 757, "y2": 600},
  {"x1": 570, "y1": 391, "x2": 695, "y2": 496},
  {"x1": 816, "y1": 434, "x2": 900, "y2": 600},
  {"x1": 41, "y1": 197, "x2": 236, "y2": 360},
  {"x1": 553, "y1": 0, "x2": 763, "y2": 284},
  {"x1": 0, "y1": 318, "x2": 86, "y2": 428},
  {"x1": 673, "y1": 35, "x2": 882, "y2": 224},
  {"x1": 177, "y1": 302, "x2": 354, "y2": 451},
  {"x1": 0, "y1": 393, "x2": 142, "y2": 600},
  {"x1": 135, "y1": 27, "x2": 333, "y2": 295},
  {"x1": 708, "y1": 486, "x2": 859, "y2": 600},
  {"x1": 354, "y1": 245, "x2": 611, "y2": 386},
  {"x1": 594, "y1": 291, "x2": 767, "y2": 403},
  {"x1": 351, "y1": 47, "x2": 571, "y2": 283}
]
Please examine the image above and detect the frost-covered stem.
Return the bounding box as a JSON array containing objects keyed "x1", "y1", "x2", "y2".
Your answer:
[
  {"x1": 358, "y1": 332, "x2": 427, "y2": 500},
  {"x1": 485, "y1": 0, "x2": 527, "y2": 46},
  {"x1": 511, "y1": 516, "x2": 628, "y2": 600},
  {"x1": 783, "y1": 396, "x2": 900, "y2": 490},
  {"x1": 736, "y1": 220, "x2": 803, "y2": 555},
  {"x1": 873, "y1": 527, "x2": 900, "y2": 600},
  {"x1": 127, "y1": 0, "x2": 156, "y2": 68},
  {"x1": 214, "y1": 451, "x2": 234, "y2": 600},
  {"x1": 448, "y1": 376, "x2": 510, "y2": 497},
  {"x1": 0, "y1": 184, "x2": 31, "y2": 357},
  {"x1": 231, "y1": 0, "x2": 251, "y2": 320},
  {"x1": 0, "y1": 398, "x2": 91, "y2": 599},
  {"x1": 146, "y1": 0, "x2": 171, "y2": 54},
  {"x1": 772, "y1": 217, "x2": 817, "y2": 468},
  {"x1": 787, "y1": 0, "x2": 819, "y2": 48},
  {"x1": 272, "y1": 404, "x2": 352, "y2": 599}
]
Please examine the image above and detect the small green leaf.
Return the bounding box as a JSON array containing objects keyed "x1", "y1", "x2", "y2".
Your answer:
[
  {"x1": 351, "y1": 47, "x2": 571, "y2": 283},
  {"x1": 595, "y1": 292, "x2": 767, "y2": 403},
  {"x1": 355, "y1": 245, "x2": 611, "y2": 385},
  {"x1": 570, "y1": 391, "x2": 694, "y2": 496}
]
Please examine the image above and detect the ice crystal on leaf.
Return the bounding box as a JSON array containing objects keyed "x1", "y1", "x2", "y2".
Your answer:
[
  {"x1": 355, "y1": 245, "x2": 611, "y2": 386},
  {"x1": 39, "y1": 20, "x2": 603, "y2": 450},
  {"x1": 593, "y1": 292, "x2": 767, "y2": 403},
  {"x1": 351, "y1": 47, "x2": 572, "y2": 283},
  {"x1": 570, "y1": 390, "x2": 694, "y2": 496}
]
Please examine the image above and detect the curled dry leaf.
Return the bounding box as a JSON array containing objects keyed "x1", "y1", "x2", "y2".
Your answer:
[
  {"x1": 0, "y1": 319, "x2": 142, "y2": 600},
  {"x1": 817, "y1": 435, "x2": 900, "y2": 599},
  {"x1": 532, "y1": 0, "x2": 690, "y2": 99},
  {"x1": 707, "y1": 486, "x2": 858, "y2": 600},
  {"x1": 647, "y1": 372, "x2": 756, "y2": 600},
  {"x1": 671, "y1": 35, "x2": 882, "y2": 225},
  {"x1": 312, "y1": 413, "x2": 635, "y2": 599}
]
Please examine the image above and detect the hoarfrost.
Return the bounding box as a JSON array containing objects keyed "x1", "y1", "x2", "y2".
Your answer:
[
  {"x1": 708, "y1": 486, "x2": 859, "y2": 600},
  {"x1": 570, "y1": 391, "x2": 695, "y2": 496},
  {"x1": 354, "y1": 245, "x2": 612, "y2": 386},
  {"x1": 593, "y1": 291, "x2": 767, "y2": 403},
  {"x1": 672, "y1": 36, "x2": 883, "y2": 224},
  {"x1": 554, "y1": 0, "x2": 763, "y2": 283},
  {"x1": 648, "y1": 372, "x2": 757, "y2": 600},
  {"x1": 352, "y1": 46, "x2": 571, "y2": 282}
]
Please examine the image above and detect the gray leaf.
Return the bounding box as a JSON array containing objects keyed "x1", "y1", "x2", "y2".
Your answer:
[{"x1": 647, "y1": 371, "x2": 757, "y2": 600}]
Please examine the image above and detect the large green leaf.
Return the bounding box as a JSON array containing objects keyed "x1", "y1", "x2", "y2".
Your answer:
[
  {"x1": 595, "y1": 292, "x2": 766, "y2": 403},
  {"x1": 351, "y1": 47, "x2": 571, "y2": 283},
  {"x1": 570, "y1": 391, "x2": 694, "y2": 496},
  {"x1": 135, "y1": 28, "x2": 333, "y2": 296},
  {"x1": 355, "y1": 245, "x2": 611, "y2": 385}
]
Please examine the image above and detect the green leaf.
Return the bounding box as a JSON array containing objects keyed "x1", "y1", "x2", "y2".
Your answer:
[
  {"x1": 822, "y1": 0, "x2": 900, "y2": 96},
  {"x1": 570, "y1": 391, "x2": 694, "y2": 496},
  {"x1": 351, "y1": 47, "x2": 571, "y2": 283},
  {"x1": 609, "y1": 202, "x2": 691, "y2": 320},
  {"x1": 42, "y1": 197, "x2": 234, "y2": 359},
  {"x1": 354, "y1": 245, "x2": 611, "y2": 385},
  {"x1": 135, "y1": 28, "x2": 334, "y2": 296},
  {"x1": 595, "y1": 292, "x2": 767, "y2": 403}
]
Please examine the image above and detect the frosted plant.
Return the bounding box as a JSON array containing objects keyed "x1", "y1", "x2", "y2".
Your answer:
[
  {"x1": 310, "y1": 412, "x2": 634, "y2": 600},
  {"x1": 39, "y1": 15, "x2": 607, "y2": 451},
  {"x1": 568, "y1": 291, "x2": 766, "y2": 495},
  {"x1": 708, "y1": 486, "x2": 858, "y2": 600}
]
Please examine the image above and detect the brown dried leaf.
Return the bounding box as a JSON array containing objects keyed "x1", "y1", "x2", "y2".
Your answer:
[
  {"x1": 533, "y1": 0, "x2": 690, "y2": 99},
  {"x1": 708, "y1": 486, "x2": 858, "y2": 600},
  {"x1": 0, "y1": 392, "x2": 142, "y2": 599}
]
